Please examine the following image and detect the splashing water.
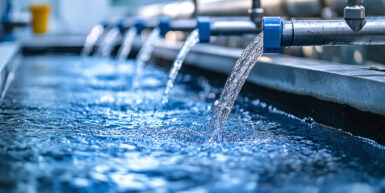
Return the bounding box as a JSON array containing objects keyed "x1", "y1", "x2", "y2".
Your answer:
[
  {"x1": 117, "y1": 27, "x2": 137, "y2": 62},
  {"x1": 133, "y1": 28, "x2": 160, "y2": 88},
  {"x1": 2, "y1": 55, "x2": 385, "y2": 193},
  {"x1": 81, "y1": 24, "x2": 104, "y2": 56},
  {"x1": 96, "y1": 27, "x2": 121, "y2": 58},
  {"x1": 209, "y1": 33, "x2": 264, "y2": 142},
  {"x1": 162, "y1": 29, "x2": 200, "y2": 104}
]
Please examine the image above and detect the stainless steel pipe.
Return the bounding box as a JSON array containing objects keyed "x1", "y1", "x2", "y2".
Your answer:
[
  {"x1": 196, "y1": 0, "x2": 385, "y2": 18},
  {"x1": 169, "y1": 19, "x2": 197, "y2": 31},
  {"x1": 210, "y1": 20, "x2": 259, "y2": 36},
  {"x1": 282, "y1": 19, "x2": 385, "y2": 46}
]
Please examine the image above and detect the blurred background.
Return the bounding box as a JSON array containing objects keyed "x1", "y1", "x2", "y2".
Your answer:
[{"x1": 1, "y1": 0, "x2": 180, "y2": 34}]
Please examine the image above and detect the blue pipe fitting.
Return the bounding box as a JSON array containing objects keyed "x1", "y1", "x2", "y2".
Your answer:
[
  {"x1": 263, "y1": 17, "x2": 282, "y2": 53},
  {"x1": 101, "y1": 21, "x2": 109, "y2": 29},
  {"x1": 134, "y1": 19, "x2": 145, "y2": 35},
  {"x1": 159, "y1": 18, "x2": 170, "y2": 37},
  {"x1": 1, "y1": 0, "x2": 15, "y2": 42},
  {"x1": 117, "y1": 18, "x2": 125, "y2": 33},
  {"x1": 197, "y1": 17, "x2": 211, "y2": 43}
]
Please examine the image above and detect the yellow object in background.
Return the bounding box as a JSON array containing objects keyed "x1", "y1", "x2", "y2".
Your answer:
[{"x1": 30, "y1": 4, "x2": 51, "y2": 34}]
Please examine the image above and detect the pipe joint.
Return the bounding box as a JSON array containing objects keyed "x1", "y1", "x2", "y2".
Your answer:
[
  {"x1": 159, "y1": 18, "x2": 171, "y2": 37},
  {"x1": 249, "y1": 0, "x2": 263, "y2": 31},
  {"x1": 344, "y1": 0, "x2": 366, "y2": 31},
  {"x1": 134, "y1": 19, "x2": 145, "y2": 35},
  {"x1": 198, "y1": 17, "x2": 211, "y2": 43},
  {"x1": 262, "y1": 17, "x2": 282, "y2": 53},
  {"x1": 249, "y1": 8, "x2": 264, "y2": 32}
]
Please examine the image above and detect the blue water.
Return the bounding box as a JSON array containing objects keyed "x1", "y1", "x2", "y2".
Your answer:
[{"x1": 1, "y1": 55, "x2": 385, "y2": 193}]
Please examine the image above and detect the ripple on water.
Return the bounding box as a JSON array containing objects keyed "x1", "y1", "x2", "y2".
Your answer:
[{"x1": 0, "y1": 55, "x2": 384, "y2": 193}]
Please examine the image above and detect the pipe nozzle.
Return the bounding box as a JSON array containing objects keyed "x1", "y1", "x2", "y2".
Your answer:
[
  {"x1": 134, "y1": 19, "x2": 145, "y2": 35},
  {"x1": 262, "y1": 17, "x2": 282, "y2": 53},
  {"x1": 197, "y1": 17, "x2": 211, "y2": 43},
  {"x1": 159, "y1": 18, "x2": 171, "y2": 36}
]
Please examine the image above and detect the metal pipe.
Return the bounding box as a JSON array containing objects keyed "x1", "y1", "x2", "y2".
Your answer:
[
  {"x1": 197, "y1": 17, "x2": 259, "y2": 42},
  {"x1": 103, "y1": 18, "x2": 158, "y2": 30},
  {"x1": 193, "y1": 0, "x2": 198, "y2": 17},
  {"x1": 210, "y1": 20, "x2": 258, "y2": 36},
  {"x1": 164, "y1": 17, "x2": 257, "y2": 37},
  {"x1": 249, "y1": 0, "x2": 264, "y2": 31},
  {"x1": 122, "y1": 17, "x2": 256, "y2": 37},
  {"x1": 282, "y1": 19, "x2": 385, "y2": 46},
  {"x1": 252, "y1": 0, "x2": 261, "y2": 8},
  {"x1": 169, "y1": 19, "x2": 197, "y2": 31},
  {"x1": 159, "y1": 18, "x2": 197, "y2": 36}
]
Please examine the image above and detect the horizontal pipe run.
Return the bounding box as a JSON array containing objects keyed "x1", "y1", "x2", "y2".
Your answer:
[
  {"x1": 169, "y1": 19, "x2": 197, "y2": 32},
  {"x1": 210, "y1": 20, "x2": 259, "y2": 36},
  {"x1": 118, "y1": 17, "x2": 254, "y2": 33},
  {"x1": 118, "y1": 18, "x2": 158, "y2": 30},
  {"x1": 167, "y1": 17, "x2": 255, "y2": 33},
  {"x1": 282, "y1": 19, "x2": 385, "y2": 46},
  {"x1": 139, "y1": 19, "x2": 158, "y2": 29}
]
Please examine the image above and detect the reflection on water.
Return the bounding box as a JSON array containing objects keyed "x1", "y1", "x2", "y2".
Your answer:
[{"x1": 0, "y1": 55, "x2": 385, "y2": 193}]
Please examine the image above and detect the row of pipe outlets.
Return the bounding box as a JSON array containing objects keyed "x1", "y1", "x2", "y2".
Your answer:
[{"x1": 102, "y1": 0, "x2": 385, "y2": 55}]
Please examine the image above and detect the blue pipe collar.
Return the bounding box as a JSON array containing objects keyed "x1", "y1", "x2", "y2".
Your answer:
[
  {"x1": 263, "y1": 17, "x2": 282, "y2": 53},
  {"x1": 0, "y1": 34, "x2": 15, "y2": 42},
  {"x1": 101, "y1": 21, "x2": 109, "y2": 29},
  {"x1": 1, "y1": 0, "x2": 15, "y2": 42},
  {"x1": 159, "y1": 18, "x2": 170, "y2": 37},
  {"x1": 134, "y1": 19, "x2": 145, "y2": 35},
  {"x1": 117, "y1": 18, "x2": 126, "y2": 33},
  {"x1": 197, "y1": 17, "x2": 211, "y2": 43}
]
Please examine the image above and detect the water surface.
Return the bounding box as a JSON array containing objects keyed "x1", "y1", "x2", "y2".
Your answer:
[{"x1": 0, "y1": 55, "x2": 385, "y2": 193}]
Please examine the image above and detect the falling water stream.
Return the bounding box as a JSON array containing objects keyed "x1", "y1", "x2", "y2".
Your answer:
[
  {"x1": 210, "y1": 33, "x2": 264, "y2": 142},
  {"x1": 162, "y1": 29, "x2": 200, "y2": 104},
  {"x1": 96, "y1": 27, "x2": 121, "y2": 58},
  {"x1": 117, "y1": 28, "x2": 137, "y2": 62},
  {"x1": 81, "y1": 24, "x2": 104, "y2": 56},
  {"x1": 133, "y1": 28, "x2": 160, "y2": 88}
]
